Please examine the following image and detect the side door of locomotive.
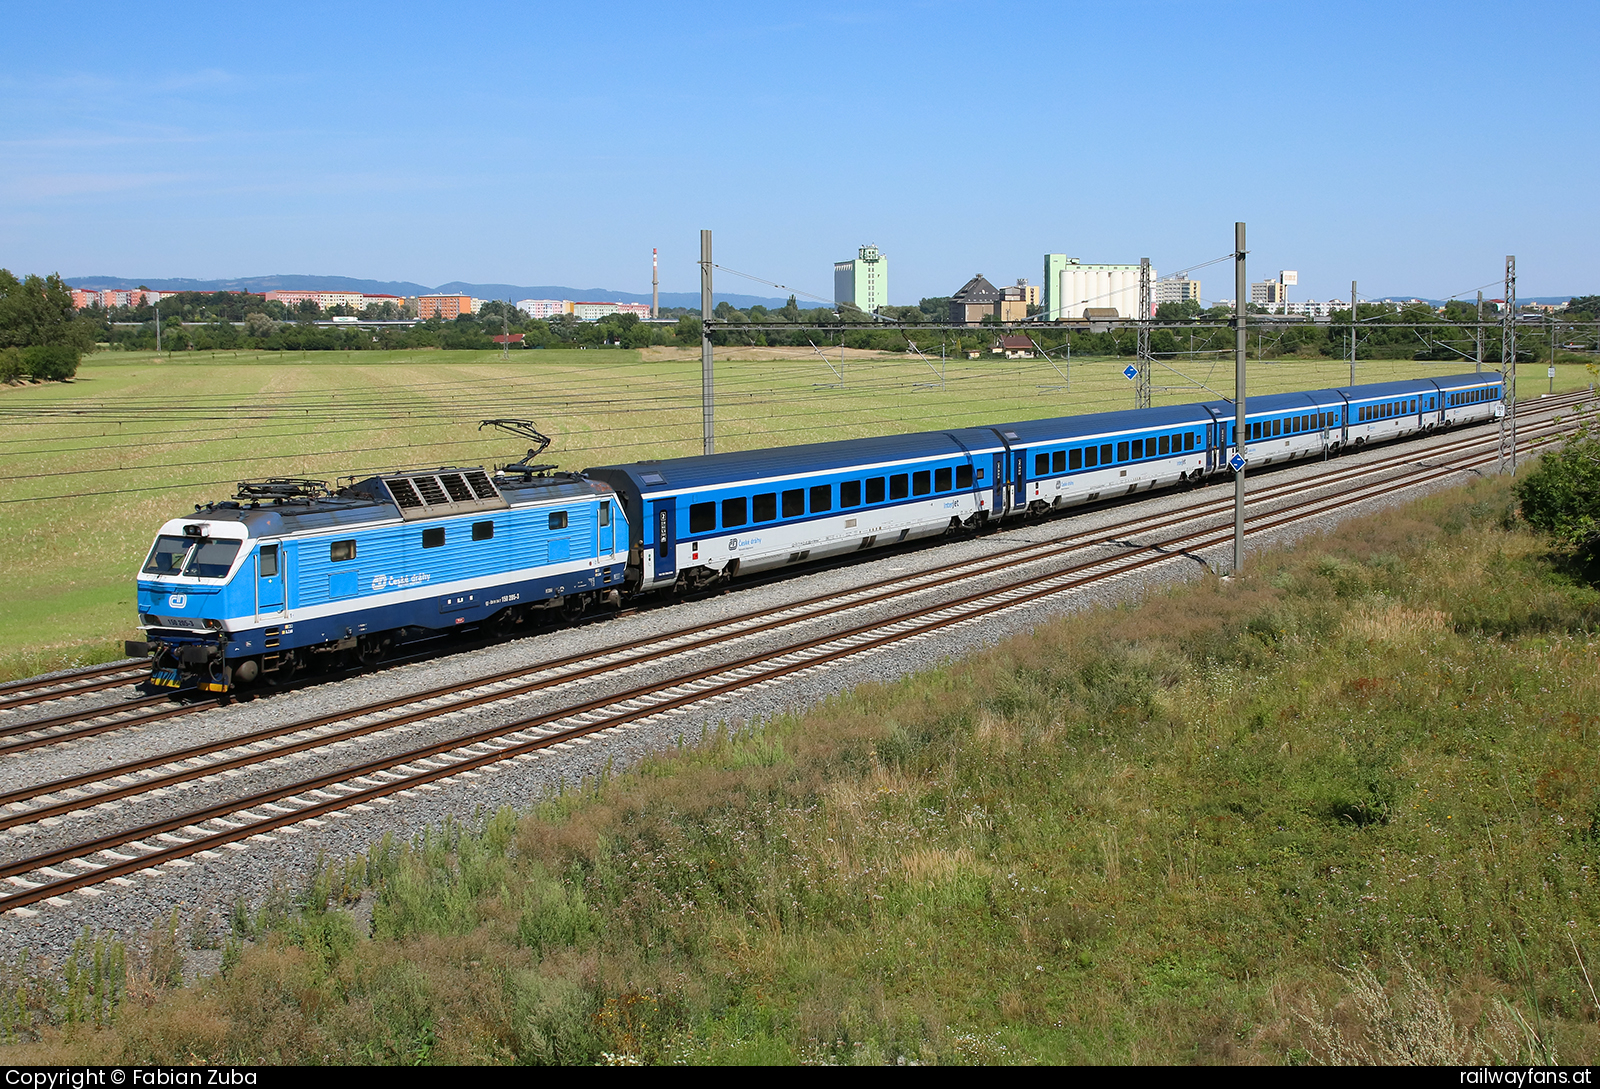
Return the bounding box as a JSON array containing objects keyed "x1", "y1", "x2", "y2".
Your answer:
[{"x1": 256, "y1": 542, "x2": 285, "y2": 619}]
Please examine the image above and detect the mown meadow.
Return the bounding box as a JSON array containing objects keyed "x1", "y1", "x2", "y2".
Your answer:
[
  {"x1": 2, "y1": 473, "x2": 1596, "y2": 1064},
  {"x1": 3, "y1": 345, "x2": 1577, "y2": 682}
]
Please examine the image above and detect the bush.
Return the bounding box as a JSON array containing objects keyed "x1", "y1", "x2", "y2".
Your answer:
[
  {"x1": 1515, "y1": 435, "x2": 1600, "y2": 559},
  {"x1": 21, "y1": 344, "x2": 80, "y2": 381},
  {"x1": 0, "y1": 347, "x2": 21, "y2": 381}
]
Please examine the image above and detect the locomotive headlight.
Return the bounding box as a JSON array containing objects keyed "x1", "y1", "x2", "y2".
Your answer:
[{"x1": 204, "y1": 619, "x2": 224, "y2": 630}]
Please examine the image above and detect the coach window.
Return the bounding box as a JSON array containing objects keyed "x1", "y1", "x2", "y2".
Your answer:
[
  {"x1": 889, "y1": 474, "x2": 909, "y2": 500},
  {"x1": 1084, "y1": 446, "x2": 1098, "y2": 468},
  {"x1": 472, "y1": 521, "x2": 494, "y2": 541},
  {"x1": 259, "y1": 544, "x2": 279, "y2": 577},
  {"x1": 912, "y1": 471, "x2": 931, "y2": 496},
  {"x1": 956, "y1": 465, "x2": 974, "y2": 488},
  {"x1": 840, "y1": 481, "x2": 861, "y2": 507},
  {"x1": 782, "y1": 489, "x2": 805, "y2": 517},
  {"x1": 935, "y1": 467, "x2": 953, "y2": 492},
  {"x1": 1099, "y1": 443, "x2": 1113, "y2": 465},
  {"x1": 722, "y1": 497, "x2": 747, "y2": 528},
  {"x1": 1052, "y1": 451, "x2": 1065, "y2": 473},
  {"x1": 866, "y1": 477, "x2": 886, "y2": 504},
  {"x1": 1410, "y1": 399, "x2": 1417, "y2": 412},
  {"x1": 810, "y1": 485, "x2": 832, "y2": 512},
  {"x1": 331, "y1": 540, "x2": 356, "y2": 562},
  {"x1": 1156, "y1": 435, "x2": 1168, "y2": 455},
  {"x1": 422, "y1": 527, "x2": 445, "y2": 549},
  {"x1": 1116, "y1": 442, "x2": 1129, "y2": 462},
  {"x1": 753, "y1": 493, "x2": 777, "y2": 522},
  {"x1": 1184, "y1": 432, "x2": 1195, "y2": 451},
  {"x1": 548, "y1": 511, "x2": 568, "y2": 530},
  {"x1": 1127, "y1": 439, "x2": 1139, "y2": 459},
  {"x1": 689, "y1": 502, "x2": 716, "y2": 534}
]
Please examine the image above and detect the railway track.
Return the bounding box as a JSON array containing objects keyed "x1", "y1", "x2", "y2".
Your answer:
[
  {"x1": 0, "y1": 661, "x2": 151, "y2": 714},
  {"x1": 0, "y1": 396, "x2": 1588, "y2": 915}
]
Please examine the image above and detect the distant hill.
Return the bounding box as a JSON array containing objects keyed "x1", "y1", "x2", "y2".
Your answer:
[{"x1": 65, "y1": 274, "x2": 795, "y2": 311}]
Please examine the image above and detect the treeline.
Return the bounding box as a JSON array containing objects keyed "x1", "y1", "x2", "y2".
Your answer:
[{"x1": 7, "y1": 277, "x2": 1592, "y2": 372}]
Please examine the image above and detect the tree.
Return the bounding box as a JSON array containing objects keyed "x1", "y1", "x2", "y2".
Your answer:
[
  {"x1": 0, "y1": 270, "x2": 94, "y2": 379},
  {"x1": 1155, "y1": 299, "x2": 1202, "y2": 321}
]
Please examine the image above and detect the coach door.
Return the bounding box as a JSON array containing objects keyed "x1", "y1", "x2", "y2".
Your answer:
[
  {"x1": 652, "y1": 498, "x2": 677, "y2": 581},
  {"x1": 1013, "y1": 452, "x2": 1027, "y2": 509}
]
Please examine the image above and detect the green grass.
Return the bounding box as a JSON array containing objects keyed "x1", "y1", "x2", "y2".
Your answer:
[
  {"x1": 0, "y1": 347, "x2": 1578, "y2": 680},
  {"x1": 4, "y1": 475, "x2": 1598, "y2": 1064}
]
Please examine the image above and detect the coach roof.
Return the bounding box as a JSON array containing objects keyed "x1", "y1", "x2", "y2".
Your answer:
[{"x1": 587, "y1": 427, "x2": 1007, "y2": 494}]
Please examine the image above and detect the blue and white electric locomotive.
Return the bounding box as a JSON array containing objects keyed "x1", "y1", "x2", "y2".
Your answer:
[{"x1": 132, "y1": 466, "x2": 627, "y2": 692}]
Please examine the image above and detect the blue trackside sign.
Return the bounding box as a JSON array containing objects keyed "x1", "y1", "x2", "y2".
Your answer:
[
  {"x1": 1229, "y1": 453, "x2": 1246, "y2": 472},
  {"x1": 1123, "y1": 365, "x2": 1138, "y2": 381}
]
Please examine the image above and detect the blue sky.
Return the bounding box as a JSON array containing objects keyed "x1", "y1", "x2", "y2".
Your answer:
[{"x1": 3, "y1": 0, "x2": 1595, "y2": 304}]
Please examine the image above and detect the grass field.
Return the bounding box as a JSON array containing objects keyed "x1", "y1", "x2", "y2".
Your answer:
[
  {"x1": 1, "y1": 346, "x2": 1589, "y2": 681},
  {"x1": 3, "y1": 476, "x2": 1597, "y2": 1064}
]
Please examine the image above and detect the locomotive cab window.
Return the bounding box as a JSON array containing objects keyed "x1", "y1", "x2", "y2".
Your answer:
[
  {"x1": 183, "y1": 539, "x2": 240, "y2": 579},
  {"x1": 548, "y1": 511, "x2": 568, "y2": 530},
  {"x1": 331, "y1": 540, "x2": 356, "y2": 562},
  {"x1": 258, "y1": 544, "x2": 278, "y2": 578},
  {"x1": 753, "y1": 493, "x2": 777, "y2": 522},
  {"x1": 143, "y1": 535, "x2": 191, "y2": 575},
  {"x1": 689, "y1": 503, "x2": 715, "y2": 534},
  {"x1": 472, "y1": 521, "x2": 494, "y2": 541},
  {"x1": 840, "y1": 481, "x2": 861, "y2": 507},
  {"x1": 422, "y1": 527, "x2": 445, "y2": 549},
  {"x1": 598, "y1": 504, "x2": 610, "y2": 526}
]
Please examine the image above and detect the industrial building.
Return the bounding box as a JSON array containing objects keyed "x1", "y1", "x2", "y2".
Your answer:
[
  {"x1": 834, "y1": 244, "x2": 889, "y2": 313},
  {"x1": 948, "y1": 274, "x2": 1004, "y2": 325},
  {"x1": 1042, "y1": 255, "x2": 1153, "y2": 321}
]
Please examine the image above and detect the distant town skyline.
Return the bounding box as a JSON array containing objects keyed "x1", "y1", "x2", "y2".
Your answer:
[{"x1": 5, "y1": 1, "x2": 1595, "y2": 305}]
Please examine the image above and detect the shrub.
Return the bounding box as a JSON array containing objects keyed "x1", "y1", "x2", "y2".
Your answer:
[
  {"x1": 1516, "y1": 435, "x2": 1600, "y2": 559},
  {"x1": 21, "y1": 344, "x2": 80, "y2": 381}
]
